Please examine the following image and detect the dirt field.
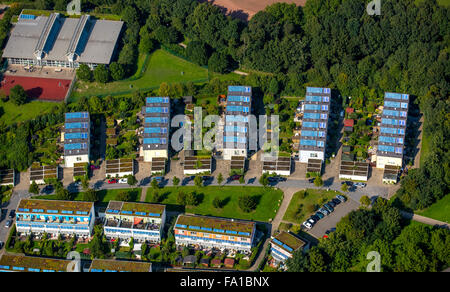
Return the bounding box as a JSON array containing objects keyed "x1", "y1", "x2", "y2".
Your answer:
[{"x1": 207, "y1": 0, "x2": 307, "y2": 20}]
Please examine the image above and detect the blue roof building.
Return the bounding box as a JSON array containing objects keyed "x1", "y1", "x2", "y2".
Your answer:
[{"x1": 64, "y1": 111, "x2": 90, "y2": 167}]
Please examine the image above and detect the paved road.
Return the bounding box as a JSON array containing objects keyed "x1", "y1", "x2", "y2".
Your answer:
[{"x1": 400, "y1": 211, "x2": 450, "y2": 229}]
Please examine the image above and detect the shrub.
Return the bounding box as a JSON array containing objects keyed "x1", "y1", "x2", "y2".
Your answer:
[
  {"x1": 76, "y1": 64, "x2": 92, "y2": 82},
  {"x1": 9, "y1": 85, "x2": 27, "y2": 105},
  {"x1": 238, "y1": 194, "x2": 257, "y2": 213}
]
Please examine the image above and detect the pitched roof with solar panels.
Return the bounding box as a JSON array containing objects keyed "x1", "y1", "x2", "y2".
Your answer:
[
  {"x1": 142, "y1": 97, "x2": 170, "y2": 151},
  {"x1": 174, "y1": 214, "x2": 255, "y2": 238},
  {"x1": 377, "y1": 92, "x2": 409, "y2": 158},
  {"x1": 224, "y1": 86, "x2": 252, "y2": 150},
  {"x1": 64, "y1": 112, "x2": 90, "y2": 156},
  {"x1": 299, "y1": 87, "x2": 331, "y2": 153}
]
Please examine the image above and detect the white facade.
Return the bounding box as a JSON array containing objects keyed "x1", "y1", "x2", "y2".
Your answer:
[
  {"x1": 223, "y1": 148, "x2": 247, "y2": 161},
  {"x1": 299, "y1": 150, "x2": 325, "y2": 163},
  {"x1": 143, "y1": 149, "x2": 168, "y2": 162},
  {"x1": 339, "y1": 173, "x2": 368, "y2": 181},
  {"x1": 376, "y1": 155, "x2": 403, "y2": 169},
  {"x1": 65, "y1": 154, "x2": 89, "y2": 168}
]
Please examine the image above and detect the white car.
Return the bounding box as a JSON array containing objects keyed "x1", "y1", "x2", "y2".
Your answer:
[
  {"x1": 302, "y1": 221, "x2": 312, "y2": 229},
  {"x1": 355, "y1": 182, "x2": 367, "y2": 188},
  {"x1": 118, "y1": 178, "x2": 128, "y2": 184}
]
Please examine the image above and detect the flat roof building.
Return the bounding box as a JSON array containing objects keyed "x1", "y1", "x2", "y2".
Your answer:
[
  {"x1": 15, "y1": 199, "x2": 95, "y2": 237},
  {"x1": 142, "y1": 97, "x2": 170, "y2": 163},
  {"x1": 0, "y1": 254, "x2": 79, "y2": 272},
  {"x1": 0, "y1": 169, "x2": 15, "y2": 186},
  {"x1": 104, "y1": 201, "x2": 166, "y2": 243},
  {"x1": 376, "y1": 92, "x2": 409, "y2": 169},
  {"x1": 270, "y1": 231, "x2": 308, "y2": 264},
  {"x1": 29, "y1": 163, "x2": 59, "y2": 184},
  {"x1": 174, "y1": 214, "x2": 256, "y2": 253},
  {"x1": 223, "y1": 86, "x2": 252, "y2": 160},
  {"x1": 89, "y1": 259, "x2": 152, "y2": 272},
  {"x1": 105, "y1": 158, "x2": 134, "y2": 178},
  {"x1": 3, "y1": 13, "x2": 123, "y2": 69},
  {"x1": 299, "y1": 87, "x2": 331, "y2": 163},
  {"x1": 63, "y1": 112, "x2": 90, "y2": 168}
]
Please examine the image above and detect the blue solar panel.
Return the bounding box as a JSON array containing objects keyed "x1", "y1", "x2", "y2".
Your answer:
[
  {"x1": 146, "y1": 97, "x2": 169, "y2": 103},
  {"x1": 225, "y1": 126, "x2": 247, "y2": 133},
  {"x1": 65, "y1": 112, "x2": 88, "y2": 120},
  {"x1": 143, "y1": 138, "x2": 166, "y2": 144},
  {"x1": 228, "y1": 86, "x2": 251, "y2": 93},
  {"x1": 306, "y1": 87, "x2": 323, "y2": 93},
  {"x1": 20, "y1": 14, "x2": 36, "y2": 20},
  {"x1": 302, "y1": 121, "x2": 318, "y2": 128},
  {"x1": 385, "y1": 92, "x2": 402, "y2": 100},
  {"x1": 226, "y1": 115, "x2": 248, "y2": 123},
  {"x1": 378, "y1": 145, "x2": 395, "y2": 152},
  {"x1": 304, "y1": 113, "x2": 320, "y2": 119},
  {"x1": 227, "y1": 106, "x2": 249, "y2": 113},
  {"x1": 65, "y1": 132, "x2": 88, "y2": 140},
  {"x1": 213, "y1": 228, "x2": 225, "y2": 233},
  {"x1": 65, "y1": 122, "x2": 88, "y2": 129},
  {"x1": 145, "y1": 107, "x2": 168, "y2": 113},
  {"x1": 305, "y1": 95, "x2": 322, "y2": 102},
  {"x1": 305, "y1": 104, "x2": 321, "y2": 111},
  {"x1": 64, "y1": 143, "x2": 87, "y2": 150},
  {"x1": 384, "y1": 101, "x2": 401, "y2": 108},
  {"x1": 301, "y1": 130, "x2": 318, "y2": 137},
  {"x1": 379, "y1": 136, "x2": 396, "y2": 143},
  {"x1": 300, "y1": 139, "x2": 316, "y2": 146},
  {"x1": 145, "y1": 117, "x2": 168, "y2": 124},
  {"x1": 228, "y1": 96, "x2": 250, "y2": 102},
  {"x1": 383, "y1": 109, "x2": 400, "y2": 117},
  {"x1": 144, "y1": 127, "x2": 166, "y2": 134},
  {"x1": 224, "y1": 136, "x2": 247, "y2": 143}
]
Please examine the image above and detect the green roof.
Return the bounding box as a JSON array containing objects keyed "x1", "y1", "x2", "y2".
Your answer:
[
  {"x1": 272, "y1": 231, "x2": 306, "y2": 252},
  {"x1": 89, "y1": 259, "x2": 151, "y2": 272},
  {"x1": 106, "y1": 201, "x2": 165, "y2": 218},
  {"x1": 175, "y1": 214, "x2": 255, "y2": 237},
  {"x1": 0, "y1": 254, "x2": 73, "y2": 272},
  {"x1": 18, "y1": 199, "x2": 93, "y2": 215}
]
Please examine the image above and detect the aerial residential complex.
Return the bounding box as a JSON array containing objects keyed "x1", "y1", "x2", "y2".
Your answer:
[
  {"x1": 2, "y1": 13, "x2": 123, "y2": 69},
  {"x1": 270, "y1": 231, "x2": 308, "y2": 264},
  {"x1": 104, "y1": 201, "x2": 166, "y2": 243},
  {"x1": 298, "y1": 87, "x2": 331, "y2": 163},
  {"x1": 15, "y1": 199, "x2": 95, "y2": 237},
  {"x1": 63, "y1": 112, "x2": 90, "y2": 168},
  {"x1": 223, "y1": 86, "x2": 252, "y2": 160},
  {"x1": 376, "y1": 92, "x2": 409, "y2": 169},
  {"x1": 174, "y1": 214, "x2": 256, "y2": 253},
  {"x1": 142, "y1": 97, "x2": 171, "y2": 163}
]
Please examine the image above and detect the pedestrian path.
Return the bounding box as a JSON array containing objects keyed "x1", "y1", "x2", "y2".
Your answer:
[{"x1": 400, "y1": 211, "x2": 450, "y2": 229}]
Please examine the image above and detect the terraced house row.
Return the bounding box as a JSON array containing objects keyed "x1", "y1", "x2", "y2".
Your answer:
[{"x1": 13, "y1": 199, "x2": 257, "y2": 252}]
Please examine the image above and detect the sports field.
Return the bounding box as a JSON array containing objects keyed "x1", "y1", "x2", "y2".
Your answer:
[
  {"x1": 71, "y1": 49, "x2": 209, "y2": 100},
  {"x1": 1, "y1": 75, "x2": 71, "y2": 101}
]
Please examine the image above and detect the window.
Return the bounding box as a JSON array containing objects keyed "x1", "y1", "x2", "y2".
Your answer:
[
  {"x1": 310, "y1": 153, "x2": 318, "y2": 158},
  {"x1": 319, "y1": 122, "x2": 326, "y2": 128},
  {"x1": 321, "y1": 105, "x2": 328, "y2": 111},
  {"x1": 317, "y1": 141, "x2": 325, "y2": 148},
  {"x1": 400, "y1": 111, "x2": 407, "y2": 117},
  {"x1": 399, "y1": 129, "x2": 405, "y2": 135},
  {"x1": 323, "y1": 96, "x2": 330, "y2": 102},
  {"x1": 320, "y1": 114, "x2": 327, "y2": 120},
  {"x1": 318, "y1": 131, "x2": 325, "y2": 137},
  {"x1": 399, "y1": 120, "x2": 406, "y2": 126},
  {"x1": 401, "y1": 103, "x2": 408, "y2": 109}
]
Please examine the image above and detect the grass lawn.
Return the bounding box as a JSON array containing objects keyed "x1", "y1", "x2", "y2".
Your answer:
[
  {"x1": 35, "y1": 188, "x2": 141, "y2": 207},
  {"x1": 146, "y1": 186, "x2": 283, "y2": 222},
  {"x1": 71, "y1": 49, "x2": 209, "y2": 100},
  {"x1": 419, "y1": 131, "x2": 431, "y2": 167},
  {"x1": 416, "y1": 194, "x2": 450, "y2": 223},
  {"x1": 0, "y1": 99, "x2": 59, "y2": 126},
  {"x1": 283, "y1": 189, "x2": 344, "y2": 224}
]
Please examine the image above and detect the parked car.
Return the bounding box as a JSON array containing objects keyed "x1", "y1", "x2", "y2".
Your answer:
[
  {"x1": 307, "y1": 217, "x2": 316, "y2": 224},
  {"x1": 336, "y1": 195, "x2": 347, "y2": 202},
  {"x1": 118, "y1": 178, "x2": 128, "y2": 184},
  {"x1": 0, "y1": 241, "x2": 4, "y2": 249},
  {"x1": 152, "y1": 177, "x2": 164, "y2": 183},
  {"x1": 202, "y1": 176, "x2": 213, "y2": 182},
  {"x1": 8, "y1": 210, "x2": 15, "y2": 219},
  {"x1": 341, "y1": 181, "x2": 353, "y2": 187},
  {"x1": 308, "y1": 178, "x2": 315, "y2": 183},
  {"x1": 229, "y1": 175, "x2": 241, "y2": 181},
  {"x1": 302, "y1": 221, "x2": 313, "y2": 229},
  {"x1": 354, "y1": 182, "x2": 367, "y2": 188},
  {"x1": 107, "y1": 179, "x2": 117, "y2": 184},
  {"x1": 182, "y1": 176, "x2": 195, "y2": 184},
  {"x1": 268, "y1": 176, "x2": 286, "y2": 183},
  {"x1": 325, "y1": 228, "x2": 336, "y2": 235},
  {"x1": 41, "y1": 185, "x2": 54, "y2": 194},
  {"x1": 318, "y1": 208, "x2": 329, "y2": 216},
  {"x1": 332, "y1": 198, "x2": 341, "y2": 205},
  {"x1": 315, "y1": 212, "x2": 325, "y2": 219},
  {"x1": 323, "y1": 203, "x2": 334, "y2": 213},
  {"x1": 5, "y1": 220, "x2": 12, "y2": 228},
  {"x1": 328, "y1": 201, "x2": 336, "y2": 208},
  {"x1": 311, "y1": 214, "x2": 321, "y2": 222}
]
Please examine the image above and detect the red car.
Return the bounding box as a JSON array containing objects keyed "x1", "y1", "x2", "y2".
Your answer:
[
  {"x1": 107, "y1": 179, "x2": 117, "y2": 184},
  {"x1": 229, "y1": 175, "x2": 241, "y2": 181}
]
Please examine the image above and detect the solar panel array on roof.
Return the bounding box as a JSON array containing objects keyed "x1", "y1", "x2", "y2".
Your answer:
[
  {"x1": 224, "y1": 86, "x2": 252, "y2": 151},
  {"x1": 143, "y1": 97, "x2": 171, "y2": 151},
  {"x1": 299, "y1": 87, "x2": 331, "y2": 154},
  {"x1": 64, "y1": 112, "x2": 90, "y2": 157},
  {"x1": 377, "y1": 92, "x2": 409, "y2": 159}
]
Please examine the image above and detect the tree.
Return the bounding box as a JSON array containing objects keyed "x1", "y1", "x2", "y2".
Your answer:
[
  {"x1": 268, "y1": 78, "x2": 279, "y2": 95},
  {"x1": 185, "y1": 191, "x2": 200, "y2": 206},
  {"x1": 139, "y1": 34, "x2": 156, "y2": 54},
  {"x1": 194, "y1": 175, "x2": 203, "y2": 187},
  {"x1": 151, "y1": 178, "x2": 160, "y2": 189},
  {"x1": 238, "y1": 194, "x2": 257, "y2": 213},
  {"x1": 208, "y1": 52, "x2": 229, "y2": 73},
  {"x1": 314, "y1": 175, "x2": 323, "y2": 187},
  {"x1": 29, "y1": 181, "x2": 39, "y2": 195},
  {"x1": 239, "y1": 175, "x2": 245, "y2": 184},
  {"x1": 76, "y1": 64, "x2": 92, "y2": 82},
  {"x1": 93, "y1": 65, "x2": 109, "y2": 83},
  {"x1": 116, "y1": 190, "x2": 131, "y2": 202},
  {"x1": 151, "y1": 190, "x2": 162, "y2": 203},
  {"x1": 217, "y1": 173, "x2": 224, "y2": 185},
  {"x1": 212, "y1": 196, "x2": 223, "y2": 209},
  {"x1": 360, "y1": 195, "x2": 371, "y2": 207},
  {"x1": 186, "y1": 41, "x2": 209, "y2": 66},
  {"x1": 109, "y1": 62, "x2": 125, "y2": 81},
  {"x1": 9, "y1": 85, "x2": 27, "y2": 105},
  {"x1": 341, "y1": 183, "x2": 349, "y2": 192},
  {"x1": 173, "y1": 176, "x2": 180, "y2": 186},
  {"x1": 82, "y1": 188, "x2": 98, "y2": 202},
  {"x1": 55, "y1": 187, "x2": 71, "y2": 201},
  {"x1": 127, "y1": 175, "x2": 137, "y2": 186},
  {"x1": 177, "y1": 190, "x2": 186, "y2": 205},
  {"x1": 259, "y1": 173, "x2": 269, "y2": 187}
]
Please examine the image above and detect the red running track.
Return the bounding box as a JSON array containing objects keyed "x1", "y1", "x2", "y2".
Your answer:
[{"x1": 0, "y1": 75, "x2": 72, "y2": 101}]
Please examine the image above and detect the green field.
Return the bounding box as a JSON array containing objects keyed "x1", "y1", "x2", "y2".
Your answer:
[
  {"x1": 71, "y1": 49, "x2": 209, "y2": 100},
  {"x1": 416, "y1": 194, "x2": 450, "y2": 223},
  {"x1": 0, "y1": 99, "x2": 58, "y2": 126},
  {"x1": 35, "y1": 188, "x2": 141, "y2": 207},
  {"x1": 420, "y1": 131, "x2": 431, "y2": 167},
  {"x1": 283, "y1": 189, "x2": 344, "y2": 224},
  {"x1": 146, "y1": 186, "x2": 283, "y2": 222}
]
